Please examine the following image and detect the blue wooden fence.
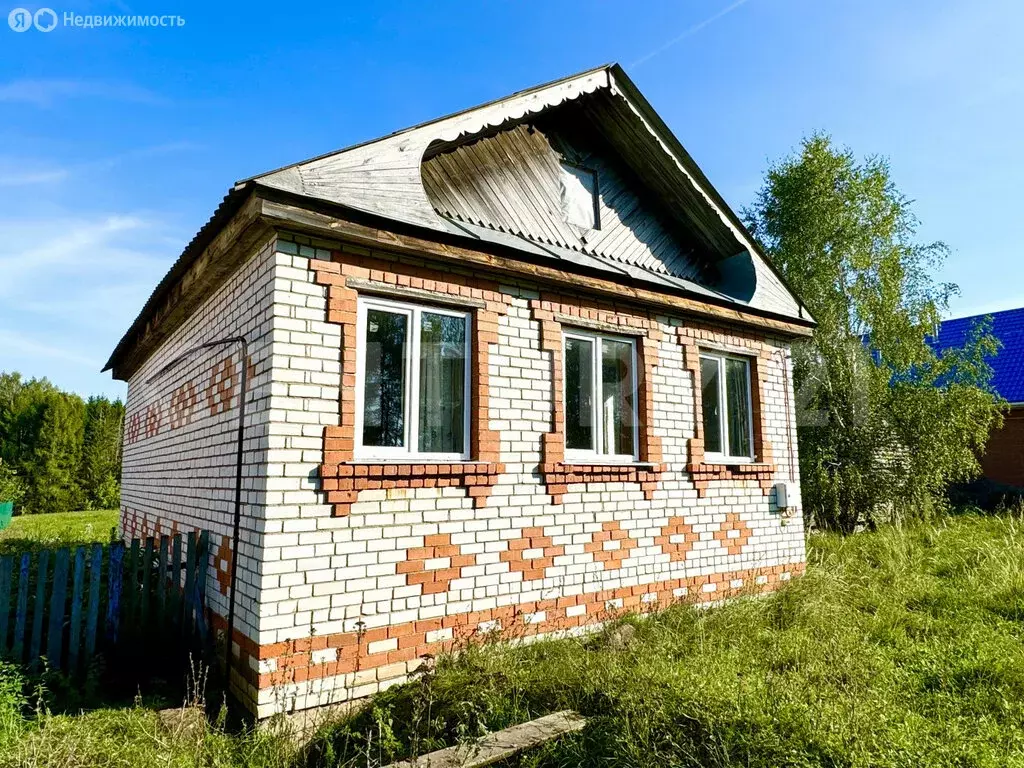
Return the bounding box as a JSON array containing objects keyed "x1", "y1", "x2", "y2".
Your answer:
[{"x1": 0, "y1": 530, "x2": 210, "y2": 675}]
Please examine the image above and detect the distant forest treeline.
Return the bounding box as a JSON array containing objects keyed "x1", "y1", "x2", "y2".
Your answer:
[{"x1": 0, "y1": 372, "x2": 124, "y2": 514}]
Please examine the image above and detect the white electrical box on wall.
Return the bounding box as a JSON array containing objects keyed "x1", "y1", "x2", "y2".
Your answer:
[{"x1": 774, "y1": 482, "x2": 797, "y2": 510}]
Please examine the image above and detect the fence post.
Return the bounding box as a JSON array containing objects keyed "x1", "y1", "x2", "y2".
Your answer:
[
  {"x1": 47, "y1": 548, "x2": 70, "y2": 669},
  {"x1": 157, "y1": 536, "x2": 168, "y2": 629},
  {"x1": 183, "y1": 532, "x2": 197, "y2": 637},
  {"x1": 12, "y1": 553, "x2": 30, "y2": 662},
  {"x1": 141, "y1": 538, "x2": 153, "y2": 631},
  {"x1": 195, "y1": 531, "x2": 210, "y2": 644},
  {"x1": 68, "y1": 546, "x2": 86, "y2": 675},
  {"x1": 105, "y1": 542, "x2": 125, "y2": 645},
  {"x1": 29, "y1": 550, "x2": 49, "y2": 670},
  {"x1": 126, "y1": 540, "x2": 140, "y2": 637},
  {"x1": 170, "y1": 534, "x2": 182, "y2": 630},
  {"x1": 84, "y1": 543, "x2": 102, "y2": 664}
]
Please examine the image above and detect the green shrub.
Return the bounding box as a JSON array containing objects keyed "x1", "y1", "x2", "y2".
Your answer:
[{"x1": 0, "y1": 663, "x2": 27, "y2": 751}]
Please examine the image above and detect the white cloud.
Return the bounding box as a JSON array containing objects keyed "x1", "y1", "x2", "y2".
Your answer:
[
  {"x1": 0, "y1": 79, "x2": 163, "y2": 108},
  {"x1": 0, "y1": 215, "x2": 166, "y2": 298},
  {"x1": 0, "y1": 142, "x2": 197, "y2": 188},
  {"x1": 0, "y1": 329, "x2": 98, "y2": 368},
  {"x1": 0, "y1": 164, "x2": 69, "y2": 186},
  {"x1": 0, "y1": 213, "x2": 176, "y2": 395}
]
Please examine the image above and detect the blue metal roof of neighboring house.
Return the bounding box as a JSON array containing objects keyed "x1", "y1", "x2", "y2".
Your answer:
[{"x1": 931, "y1": 307, "x2": 1024, "y2": 404}]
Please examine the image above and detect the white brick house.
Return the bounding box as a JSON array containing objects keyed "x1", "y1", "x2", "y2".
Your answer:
[{"x1": 105, "y1": 65, "x2": 814, "y2": 717}]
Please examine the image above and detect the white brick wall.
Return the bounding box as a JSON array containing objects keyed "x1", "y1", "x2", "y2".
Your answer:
[
  {"x1": 120, "y1": 236, "x2": 279, "y2": 690},
  {"x1": 247, "y1": 234, "x2": 806, "y2": 717},
  {"x1": 120, "y1": 231, "x2": 805, "y2": 717}
]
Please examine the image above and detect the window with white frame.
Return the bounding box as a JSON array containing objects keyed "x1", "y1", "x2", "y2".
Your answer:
[
  {"x1": 356, "y1": 296, "x2": 471, "y2": 460},
  {"x1": 699, "y1": 352, "x2": 754, "y2": 462},
  {"x1": 563, "y1": 329, "x2": 638, "y2": 462}
]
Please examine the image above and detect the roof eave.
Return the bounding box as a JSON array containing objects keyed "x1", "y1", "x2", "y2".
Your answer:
[
  {"x1": 103, "y1": 183, "x2": 269, "y2": 379},
  {"x1": 255, "y1": 185, "x2": 816, "y2": 336}
]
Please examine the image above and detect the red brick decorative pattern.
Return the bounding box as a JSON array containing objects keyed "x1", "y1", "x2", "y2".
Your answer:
[
  {"x1": 125, "y1": 412, "x2": 142, "y2": 444},
  {"x1": 715, "y1": 512, "x2": 752, "y2": 555},
  {"x1": 207, "y1": 357, "x2": 238, "y2": 416},
  {"x1": 310, "y1": 256, "x2": 509, "y2": 516},
  {"x1": 215, "y1": 534, "x2": 234, "y2": 595},
  {"x1": 500, "y1": 526, "x2": 565, "y2": 581},
  {"x1": 397, "y1": 533, "x2": 476, "y2": 594},
  {"x1": 124, "y1": 354, "x2": 251, "y2": 447},
  {"x1": 168, "y1": 381, "x2": 198, "y2": 429},
  {"x1": 145, "y1": 402, "x2": 162, "y2": 439},
  {"x1": 677, "y1": 324, "x2": 777, "y2": 497},
  {"x1": 583, "y1": 521, "x2": 638, "y2": 571},
  {"x1": 529, "y1": 295, "x2": 664, "y2": 504},
  {"x1": 655, "y1": 516, "x2": 700, "y2": 561},
  {"x1": 219, "y1": 562, "x2": 805, "y2": 691}
]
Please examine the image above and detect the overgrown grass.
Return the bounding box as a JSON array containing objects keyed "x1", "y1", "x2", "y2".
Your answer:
[
  {"x1": 0, "y1": 509, "x2": 118, "y2": 555},
  {"x1": 3, "y1": 511, "x2": 1024, "y2": 767}
]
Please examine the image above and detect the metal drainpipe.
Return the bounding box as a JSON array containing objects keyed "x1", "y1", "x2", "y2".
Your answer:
[{"x1": 145, "y1": 335, "x2": 248, "y2": 678}]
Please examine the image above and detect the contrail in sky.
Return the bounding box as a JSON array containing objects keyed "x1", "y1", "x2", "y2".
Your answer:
[{"x1": 630, "y1": 0, "x2": 754, "y2": 68}]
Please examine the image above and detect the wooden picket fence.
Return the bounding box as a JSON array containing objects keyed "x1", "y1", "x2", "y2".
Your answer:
[{"x1": 0, "y1": 531, "x2": 211, "y2": 676}]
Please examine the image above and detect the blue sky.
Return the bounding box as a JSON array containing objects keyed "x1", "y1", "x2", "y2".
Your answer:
[{"x1": 0, "y1": 0, "x2": 1021, "y2": 398}]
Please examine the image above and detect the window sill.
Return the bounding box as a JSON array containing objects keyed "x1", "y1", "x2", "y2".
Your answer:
[
  {"x1": 689, "y1": 461, "x2": 777, "y2": 499},
  {"x1": 696, "y1": 461, "x2": 772, "y2": 471},
  {"x1": 560, "y1": 461, "x2": 659, "y2": 469},
  {"x1": 320, "y1": 460, "x2": 506, "y2": 515},
  {"x1": 701, "y1": 457, "x2": 759, "y2": 467},
  {"x1": 541, "y1": 461, "x2": 664, "y2": 503},
  {"x1": 345, "y1": 459, "x2": 483, "y2": 466}
]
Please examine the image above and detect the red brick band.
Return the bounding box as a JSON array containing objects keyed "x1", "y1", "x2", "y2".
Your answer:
[{"x1": 222, "y1": 562, "x2": 805, "y2": 691}]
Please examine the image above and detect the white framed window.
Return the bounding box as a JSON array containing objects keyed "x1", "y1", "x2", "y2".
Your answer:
[
  {"x1": 563, "y1": 329, "x2": 639, "y2": 463},
  {"x1": 355, "y1": 296, "x2": 471, "y2": 461},
  {"x1": 700, "y1": 352, "x2": 754, "y2": 462}
]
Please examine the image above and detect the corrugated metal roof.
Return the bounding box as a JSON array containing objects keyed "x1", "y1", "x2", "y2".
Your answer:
[
  {"x1": 931, "y1": 308, "x2": 1024, "y2": 403},
  {"x1": 441, "y1": 218, "x2": 735, "y2": 304}
]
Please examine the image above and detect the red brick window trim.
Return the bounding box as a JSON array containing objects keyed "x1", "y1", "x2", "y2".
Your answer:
[
  {"x1": 530, "y1": 296, "x2": 664, "y2": 504},
  {"x1": 310, "y1": 254, "x2": 509, "y2": 516},
  {"x1": 677, "y1": 325, "x2": 776, "y2": 497}
]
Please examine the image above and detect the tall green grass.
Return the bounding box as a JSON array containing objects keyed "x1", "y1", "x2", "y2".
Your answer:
[
  {"x1": 0, "y1": 509, "x2": 118, "y2": 555},
  {"x1": 2, "y1": 511, "x2": 1024, "y2": 767}
]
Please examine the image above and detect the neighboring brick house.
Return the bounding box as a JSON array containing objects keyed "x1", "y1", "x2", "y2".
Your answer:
[
  {"x1": 105, "y1": 64, "x2": 814, "y2": 717},
  {"x1": 932, "y1": 308, "x2": 1024, "y2": 488}
]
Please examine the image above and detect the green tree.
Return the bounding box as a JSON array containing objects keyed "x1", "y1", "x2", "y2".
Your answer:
[
  {"x1": 80, "y1": 396, "x2": 124, "y2": 509},
  {"x1": 29, "y1": 392, "x2": 87, "y2": 514},
  {"x1": 0, "y1": 373, "x2": 57, "y2": 474},
  {"x1": 745, "y1": 134, "x2": 1004, "y2": 530}
]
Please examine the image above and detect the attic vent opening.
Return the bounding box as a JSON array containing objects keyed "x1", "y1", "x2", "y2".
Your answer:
[{"x1": 559, "y1": 161, "x2": 600, "y2": 231}]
